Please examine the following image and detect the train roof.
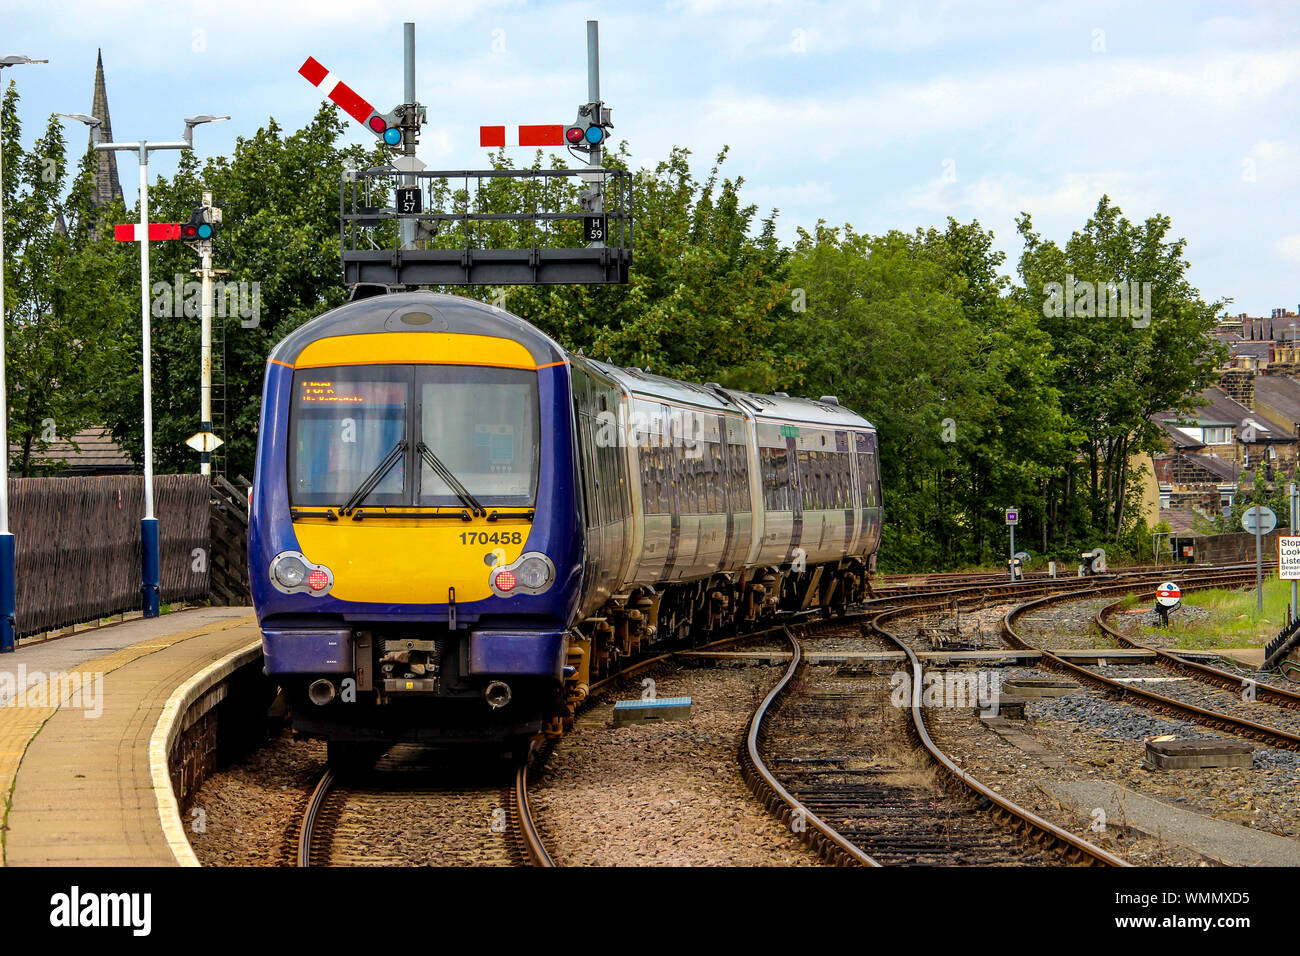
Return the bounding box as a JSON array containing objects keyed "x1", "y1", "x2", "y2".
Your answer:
[
  {"x1": 725, "y1": 389, "x2": 876, "y2": 430},
  {"x1": 578, "y1": 357, "x2": 875, "y2": 431},
  {"x1": 267, "y1": 291, "x2": 567, "y2": 368},
  {"x1": 577, "y1": 358, "x2": 737, "y2": 412}
]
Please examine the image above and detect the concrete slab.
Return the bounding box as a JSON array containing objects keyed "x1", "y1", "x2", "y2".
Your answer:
[
  {"x1": 1179, "y1": 648, "x2": 1267, "y2": 667},
  {"x1": 1145, "y1": 737, "x2": 1254, "y2": 770},
  {"x1": 1044, "y1": 779, "x2": 1300, "y2": 866},
  {"x1": 1053, "y1": 649, "x2": 1157, "y2": 664},
  {"x1": 613, "y1": 696, "x2": 693, "y2": 725},
  {"x1": 979, "y1": 716, "x2": 1069, "y2": 767}
]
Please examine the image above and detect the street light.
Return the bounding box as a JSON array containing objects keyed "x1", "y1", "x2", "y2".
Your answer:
[
  {"x1": 0, "y1": 53, "x2": 47, "y2": 653},
  {"x1": 56, "y1": 113, "x2": 103, "y2": 144},
  {"x1": 94, "y1": 113, "x2": 228, "y2": 618}
]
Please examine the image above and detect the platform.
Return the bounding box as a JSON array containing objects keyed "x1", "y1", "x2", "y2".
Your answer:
[{"x1": 0, "y1": 606, "x2": 258, "y2": 866}]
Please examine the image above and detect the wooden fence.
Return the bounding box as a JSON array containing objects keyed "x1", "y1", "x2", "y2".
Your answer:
[
  {"x1": 10, "y1": 474, "x2": 211, "y2": 638},
  {"x1": 209, "y1": 475, "x2": 252, "y2": 606}
]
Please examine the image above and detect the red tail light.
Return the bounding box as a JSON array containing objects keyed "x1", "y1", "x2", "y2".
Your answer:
[
  {"x1": 307, "y1": 569, "x2": 330, "y2": 591},
  {"x1": 493, "y1": 569, "x2": 517, "y2": 593}
]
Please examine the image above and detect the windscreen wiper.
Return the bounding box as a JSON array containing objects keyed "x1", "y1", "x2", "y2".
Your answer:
[
  {"x1": 417, "y1": 441, "x2": 485, "y2": 517},
  {"x1": 340, "y1": 439, "x2": 406, "y2": 516}
]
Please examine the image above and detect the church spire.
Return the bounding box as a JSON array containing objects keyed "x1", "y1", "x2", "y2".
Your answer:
[{"x1": 90, "y1": 49, "x2": 123, "y2": 208}]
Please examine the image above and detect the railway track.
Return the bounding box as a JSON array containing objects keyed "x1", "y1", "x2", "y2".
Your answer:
[
  {"x1": 739, "y1": 620, "x2": 1126, "y2": 866},
  {"x1": 1002, "y1": 576, "x2": 1300, "y2": 753},
  {"x1": 297, "y1": 748, "x2": 554, "y2": 867},
  {"x1": 1097, "y1": 599, "x2": 1300, "y2": 710}
]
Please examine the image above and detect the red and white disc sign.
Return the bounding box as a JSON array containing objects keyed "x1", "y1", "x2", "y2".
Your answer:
[{"x1": 1156, "y1": 582, "x2": 1181, "y2": 607}]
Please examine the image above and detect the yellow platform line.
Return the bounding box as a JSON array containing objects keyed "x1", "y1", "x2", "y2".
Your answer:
[{"x1": 0, "y1": 613, "x2": 254, "y2": 864}]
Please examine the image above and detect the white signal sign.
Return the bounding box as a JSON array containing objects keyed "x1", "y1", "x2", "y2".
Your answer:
[
  {"x1": 1279, "y1": 535, "x2": 1300, "y2": 580},
  {"x1": 1156, "y1": 582, "x2": 1181, "y2": 608},
  {"x1": 186, "y1": 432, "x2": 224, "y2": 453}
]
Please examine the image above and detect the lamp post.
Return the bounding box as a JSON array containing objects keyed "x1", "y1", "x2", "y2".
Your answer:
[
  {"x1": 91, "y1": 114, "x2": 227, "y2": 618},
  {"x1": 0, "y1": 54, "x2": 48, "y2": 653}
]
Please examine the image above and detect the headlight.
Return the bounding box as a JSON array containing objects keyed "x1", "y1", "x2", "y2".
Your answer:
[
  {"x1": 269, "y1": 551, "x2": 334, "y2": 597},
  {"x1": 490, "y1": 552, "x2": 555, "y2": 597},
  {"x1": 273, "y1": 555, "x2": 307, "y2": 588},
  {"x1": 515, "y1": 555, "x2": 553, "y2": 590}
]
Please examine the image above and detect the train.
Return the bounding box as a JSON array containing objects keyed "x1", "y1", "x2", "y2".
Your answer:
[{"x1": 249, "y1": 290, "x2": 883, "y2": 760}]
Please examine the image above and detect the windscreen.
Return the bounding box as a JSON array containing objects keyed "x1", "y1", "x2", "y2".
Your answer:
[{"x1": 419, "y1": 366, "x2": 540, "y2": 508}]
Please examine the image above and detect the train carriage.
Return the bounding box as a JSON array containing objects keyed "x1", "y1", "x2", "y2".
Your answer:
[{"x1": 249, "y1": 291, "x2": 882, "y2": 755}]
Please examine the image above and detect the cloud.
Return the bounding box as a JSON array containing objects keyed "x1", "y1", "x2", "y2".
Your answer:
[{"x1": 1275, "y1": 235, "x2": 1300, "y2": 264}]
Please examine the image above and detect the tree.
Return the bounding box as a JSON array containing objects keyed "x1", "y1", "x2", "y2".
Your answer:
[
  {"x1": 1, "y1": 83, "x2": 134, "y2": 476},
  {"x1": 1016, "y1": 196, "x2": 1226, "y2": 547}
]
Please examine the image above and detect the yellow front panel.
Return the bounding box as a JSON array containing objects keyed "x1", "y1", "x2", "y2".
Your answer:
[
  {"x1": 294, "y1": 516, "x2": 533, "y2": 604},
  {"x1": 294, "y1": 332, "x2": 541, "y2": 370}
]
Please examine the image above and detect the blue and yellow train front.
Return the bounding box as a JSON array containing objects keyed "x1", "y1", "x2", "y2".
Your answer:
[{"x1": 248, "y1": 294, "x2": 582, "y2": 748}]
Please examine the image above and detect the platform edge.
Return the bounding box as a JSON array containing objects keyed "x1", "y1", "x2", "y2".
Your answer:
[{"x1": 149, "y1": 638, "x2": 263, "y2": 867}]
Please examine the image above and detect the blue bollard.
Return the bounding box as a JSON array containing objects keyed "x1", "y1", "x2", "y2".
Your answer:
[
  {"x1": 0, "y1": 532, "x2": 14, "y2": 652},
  {"x1": 141, "y1": 516, "x2": 160, "y2": 618}
]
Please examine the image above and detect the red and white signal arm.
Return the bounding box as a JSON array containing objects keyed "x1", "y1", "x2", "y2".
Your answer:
[{"x1": 1156, "y1": 582, "x2": 1181, "y2": 608}]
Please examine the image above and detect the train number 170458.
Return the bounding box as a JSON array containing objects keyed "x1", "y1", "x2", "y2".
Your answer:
[{"x1": 460, "y1": 531, "x2": 524, "y2": 545}]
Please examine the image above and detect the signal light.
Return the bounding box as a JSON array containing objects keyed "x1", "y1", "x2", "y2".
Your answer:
[
  {"x1": 363, "y1": 109, "x2": 404, "y2": 147},
  {"x1": 307, "y1": 569, "x2": 330, "y2": 591},
  {"x1": 180, "y1": 206, "x2": 215, "y2": 242},
  {"x1": 493, "y1": 569, "x2": 517, "y2": 593},
  {"x1": 564, "y1": 102, "x2": 612, "y2": 153}
]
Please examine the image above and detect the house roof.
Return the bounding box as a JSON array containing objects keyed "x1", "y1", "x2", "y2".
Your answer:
[
  {"x1": 1232, "y1": 341, "x2": 1272, "y2": 359},
  {"x1": 1183, "y1": 453, "x2": 1239, "y2": 482},
  {"x1": 1161, "y1": 509, "x2": 1201, "y2": 534},
  {"x1": 1157, "y1": 387, "x2": 1295, "y2": 444},
  {"x1": 1252, "y1": 375, "x2": 1300, "y2": 430}
]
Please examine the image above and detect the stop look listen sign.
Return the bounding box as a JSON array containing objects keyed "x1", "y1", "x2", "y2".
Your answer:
[{"x1": 1278, "y1": 535, "x2": 1300, "y2": 580}]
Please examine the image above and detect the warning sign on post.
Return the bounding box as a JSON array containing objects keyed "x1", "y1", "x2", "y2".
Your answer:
[{"x1": 1279, "y1": 535, "x2": 1300, "y2": 580}]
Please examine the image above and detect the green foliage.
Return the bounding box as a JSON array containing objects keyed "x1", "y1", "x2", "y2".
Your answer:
[
  {"x1": 1, "y1": 82, "x2": 134, "y2": 475},
  {"x1": 1015, "y1": 197, "x2": 1226, "y2": 549}
]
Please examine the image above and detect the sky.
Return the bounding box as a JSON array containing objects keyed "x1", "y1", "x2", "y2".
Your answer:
[{"x1": 2, "y1": 0, "x2": 1297, "y2": 316}]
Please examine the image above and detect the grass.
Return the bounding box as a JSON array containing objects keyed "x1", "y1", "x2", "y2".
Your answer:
[{"x1": 1137, "y1": 576, "x2": 1294, "y2": 650}]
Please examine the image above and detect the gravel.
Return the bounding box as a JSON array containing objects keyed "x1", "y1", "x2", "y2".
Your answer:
[
  {"x1": 529, "y1": 663, "x2": 821, "y2": 866},
  {"x1": 938, "y1": 665, "x2": 1300, "y2": 844},
  {"x1": 187, "y1": 735, "x2": 326, "y2": 866}
]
